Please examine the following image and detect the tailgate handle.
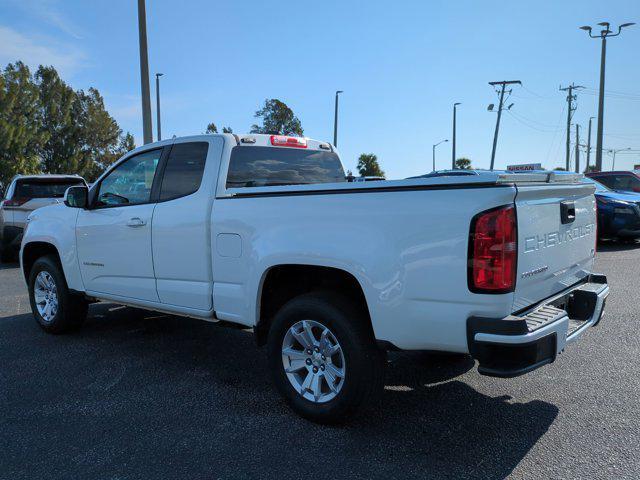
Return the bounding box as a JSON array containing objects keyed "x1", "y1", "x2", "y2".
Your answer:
[{"x1": 560, "y1": 201, "x2": 576, "y2": 224}]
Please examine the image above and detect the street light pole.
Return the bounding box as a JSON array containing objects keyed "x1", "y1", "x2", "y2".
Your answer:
[
  {"x1": 586, "y1": 116, "x2": 594, "y2": 172},
  {"x1": 609, "y1": 147, "x2": 632, "y2": 170},
  {"x1": 432, "y1": 139, "x2": 448, "y2": 172},
  {"x1": 596, "y1": 35, "x2": 607, "y2": 171},
  {"x1": 155, "y1": 73, "x2": 163, "y2": 141},
  {"x1": 580, "y1": 22, "x2": 635, "y2": 171},
  {"x1": 137, "y1": 0, "x2": 153, "y2": 144},
  {"x1": 333, "y1": 90, "x2": 343, "y2": 147},
  {"x1": 575, "y1": 124, "x2": 580, "y2": 173},
  {"x1": 452, "y1": 103, "x2": 461, "y2": 169}
]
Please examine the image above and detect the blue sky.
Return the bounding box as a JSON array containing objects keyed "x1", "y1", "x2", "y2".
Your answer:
[{"x1": 1, "y1": 0, "x2": 639, "y2": 177}]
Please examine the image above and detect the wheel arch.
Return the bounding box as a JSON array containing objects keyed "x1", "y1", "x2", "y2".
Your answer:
[
  {"x1": 22, "y1": 241, "x2": 61, "y2": 283},
  {"x1": 254, "y1": 264, "x2": 372, "y2": 346}
]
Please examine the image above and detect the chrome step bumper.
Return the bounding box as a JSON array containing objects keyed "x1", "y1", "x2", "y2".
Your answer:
[{"x1": 467, "y1": 275, "x2": 609, "y2": 378}]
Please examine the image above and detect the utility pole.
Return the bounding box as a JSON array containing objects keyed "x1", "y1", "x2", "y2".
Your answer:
[
  {"x1": 333, "y1": 90, "x2": 343, "y2": 147},
  {"x1": 137, "y1": 0, "x2": 153, "y2": 144},
  {"x1": 488, "y1": 80, "x2": 521, "y2": 170},
  {"x1": 586, "y1": 116, "x2": 594, "y2": 172},
  {"x1": 559, "y1": 83, "x2": 584, "y2": 170},
  {"x1": 580, "y1": 22, "x2": 635, "y2": 171},
  {"x1": 452, "y1": 102, "x2": 461, "y2": 169},
  {"x1": 575, "y1": 124, "x2": 580, "y2": 173},
  {"x1": 155, "y1": 73, "x2": 163, "y2": 141}
]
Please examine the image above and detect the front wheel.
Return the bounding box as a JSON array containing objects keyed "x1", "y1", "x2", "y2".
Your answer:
[
  {"x1": 28, "y1": 255, "x2": 88, "y2": 334},
  {"x1": 267, "y1": 292, "x2": 385, "y2": 423}
]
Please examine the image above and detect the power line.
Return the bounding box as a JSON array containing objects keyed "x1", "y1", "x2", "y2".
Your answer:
[
  {"x1": 546, "y1": 103, "x2": 567, "y2": 165},
  {"x1": 584, "y1": 87, "x2": 640, "y2": 99},
  {"x1": 581, "y1": 91, "x2": 640, "y2": 101},
  {"x1": 506, "y1": 111, "x2": 563, "y2": 133},
  {"x1": 508, "y1": 110, "x2": 564, "y2": 130}
]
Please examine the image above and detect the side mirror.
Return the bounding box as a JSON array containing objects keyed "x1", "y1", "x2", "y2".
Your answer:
[{"x1": 64, "y1": 186, "x2": 89, "y2": 208}]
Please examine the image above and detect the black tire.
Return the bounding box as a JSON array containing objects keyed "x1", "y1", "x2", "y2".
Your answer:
[
  {"x1": 28, "y1": 255, "x2": 88, "y2": 334},
  {"x1": 267, "y1": 291, "x2": 385, "y2": 424}
]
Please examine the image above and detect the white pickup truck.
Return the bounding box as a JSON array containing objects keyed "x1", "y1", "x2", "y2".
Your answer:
[{"x1": 21, "y1": 133, "x2": 609, "y2": 422}]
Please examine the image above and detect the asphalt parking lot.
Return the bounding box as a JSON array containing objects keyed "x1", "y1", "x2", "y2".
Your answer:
[{"x1": 1, "y1": 244, "x2": 639, "y2": 480}]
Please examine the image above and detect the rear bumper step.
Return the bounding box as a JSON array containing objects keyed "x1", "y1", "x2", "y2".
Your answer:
[{"x1": 467, "y1": 274, "x2": 609, "y2": 378}]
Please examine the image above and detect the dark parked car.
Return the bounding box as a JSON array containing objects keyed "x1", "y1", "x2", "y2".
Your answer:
[
  {"x1": 586, "y1": 170, "x2": 640, "y2": 194},
  {"x1": 584, "y1": 177, "x2": 640, "y2": 241}
]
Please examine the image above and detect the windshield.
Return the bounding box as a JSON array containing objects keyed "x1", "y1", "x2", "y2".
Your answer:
[
  {"x1": 14, "y1": 178, "x2": 85, "y2": 198},
  {"x1": 583, "y1": 177, "x2": 610, "y2": 193},
  {"x1": 227, "y1": 146, "x2": 346, "y2": 188}
]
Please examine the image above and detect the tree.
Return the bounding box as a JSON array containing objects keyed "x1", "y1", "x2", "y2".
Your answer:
[
  {"x1": 0, "y1": 62, "x2": 47, "y2": 192},
  {"x1": 454, "y1": 158, "x2": 472, "y2": 170},
  {"x1": 0, "y1": 62, "x2": 134, "y2": 188},
  {"x1": 585, "y1": 165, "x2": 598, "y2": 173},
  {"x1": 206, "y1": 123, "x2": 233, "y2": 134},
  {"x1": 35, "y1": 66, "x2": 80, "y2": 175},
  {"x1": 554, "y1": 167, "x2": 567, "y2": 171},
  {"x1": 120, "y1": 132, "x2": 136, "y2": 153},
  {"x1": 357, "y1": 153, "x2": 385, "y2": 177},
  {"x1": 73, "y1": 88, "x2": 122, "y2": 178},
  {"x1": 250, "y1": 99, "x2": 303, "y2": 136}
]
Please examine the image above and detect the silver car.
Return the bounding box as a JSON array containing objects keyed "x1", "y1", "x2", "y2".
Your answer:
[{"x1": 0, "y1": 175, "x2": 86, "y2": 261}]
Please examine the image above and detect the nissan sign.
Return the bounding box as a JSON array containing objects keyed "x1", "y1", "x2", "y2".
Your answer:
[{"x1": 507, "y1": 163, "x2": 543, "y2": 172}]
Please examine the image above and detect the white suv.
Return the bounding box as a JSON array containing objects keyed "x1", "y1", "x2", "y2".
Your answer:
[{"x1": 1, "y1": 175, "x2": 86, "y2": 261}]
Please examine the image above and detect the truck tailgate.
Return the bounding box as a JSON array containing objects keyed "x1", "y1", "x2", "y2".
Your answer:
[{"x1": 513, "y1": 183, "x2": 597, "y2": 311}]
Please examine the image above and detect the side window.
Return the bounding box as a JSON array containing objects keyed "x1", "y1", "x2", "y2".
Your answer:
[
  {"x1": 595, "y1": 176, "x2": 617, "y2": 190},
  {"x1": 618, "y1": 175, "x2": 640, "y2": 192},
  {"x1": 614, "y1": 176, "x2": 633, "y2": 191},
  {"x1": 97, "y1": 149, "x2": 162, "y2": 207},
  {"x1": 159, "y1": 142, "x2": 209, "y2": 201},
  {"x1": 599, "y1": 174, "x2": 640, "y2": 192}
]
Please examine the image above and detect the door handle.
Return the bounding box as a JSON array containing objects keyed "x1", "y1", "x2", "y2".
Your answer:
[{"x1": 126, "y1": 217, "x2": 147, "y2": 227}]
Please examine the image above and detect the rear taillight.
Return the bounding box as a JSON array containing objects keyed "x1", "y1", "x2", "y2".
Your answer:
[
  {"x1": 1, "y1": 198, "x2": 28, "y2": 207},
  {"x1": 468, "y1": 205, "x2": 517, "y2": 293},
  {"x1": 270, "y1": 135, "x2": 307, "y2": 148}
]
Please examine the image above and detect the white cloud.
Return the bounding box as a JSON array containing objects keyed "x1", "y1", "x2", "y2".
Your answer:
[
  {"x1": 6, "y1": 0, "x2": 83, "y2": 39},
  {"x1": 105, "y1": 94, "x2": 141, "y2": 121},
  {"x1": 0, "y1": 25, "x2": 85, "y2": 76}
]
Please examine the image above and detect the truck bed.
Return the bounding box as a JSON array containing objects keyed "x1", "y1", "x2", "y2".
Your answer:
[{"x1": 222, "y1": 171, "x2": 585, "y2": 198}]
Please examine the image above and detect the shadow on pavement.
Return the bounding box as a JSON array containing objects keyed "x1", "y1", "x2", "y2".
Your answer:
[
  {"x1": 0, "y1": 261, "x2": 20, "y2": 270},
  {"x1": 0, "y1": 304, "x2": 558, "y2": 480},
  {"x1": 597, "y1": 239, "x2": 640, "y2": 252}
]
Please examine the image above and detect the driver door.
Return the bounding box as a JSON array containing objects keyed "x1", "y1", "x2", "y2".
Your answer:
[{"x1": 76, "y1": 147, "x2": 165, "y2": 302}]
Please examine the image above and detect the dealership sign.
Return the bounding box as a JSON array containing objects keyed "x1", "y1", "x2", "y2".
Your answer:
[{"x1": 507, "y1": 163, "x2": 543, "y2": 172}]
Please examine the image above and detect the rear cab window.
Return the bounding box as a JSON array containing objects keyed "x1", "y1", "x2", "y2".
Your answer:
[
  {"x1": 226, "y1": 146, "x2": 345, "y2": 188},
  {"x1": 159, "y1": 142, "x2": 209, "y2": 201},
  {"x1": 14, "y1": 178, "x2": 85, "y2": 199}
]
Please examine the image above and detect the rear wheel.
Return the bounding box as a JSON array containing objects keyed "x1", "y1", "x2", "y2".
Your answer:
[
  {"x1": 267, "y1": 292, "x2": 385, "y2": 423},
  {"x1": 28, "y1": 255, "x2": 88, "y2": 334}
]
